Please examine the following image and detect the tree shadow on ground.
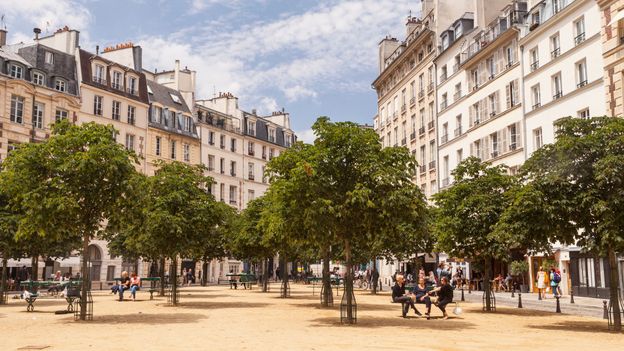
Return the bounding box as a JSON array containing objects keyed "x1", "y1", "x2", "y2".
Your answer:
[
  {"x1": 527, "y1": 320, "x2": 616, "y2": 334},
  {"x1": 178, "y1": 294, "x2": 230, "y2": 299},
  {"x1": 309, "y1": 316, "x2": 476, "y2": 330},
  {"x1": 63, "y1": 312, "x2": 206, "y2": 325},
  {"x1": 466, "y1": 306, "x2": 555, "y2": 317},
  {"x1": 289, "y1": 302, "x2": 339, "y2": 310},
  {"x1": 174, "y1": 301, "x2": 271, "y2": 310}
]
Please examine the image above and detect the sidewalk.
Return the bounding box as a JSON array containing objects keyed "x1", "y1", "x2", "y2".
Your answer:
[{"x1": 454, "y1": 289, "x2": 608, "y2": 319}]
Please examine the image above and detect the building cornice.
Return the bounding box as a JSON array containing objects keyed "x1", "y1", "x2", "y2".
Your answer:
[
  {"x1": 461, "y1": 28, "x2": 519, "y2": 69},
  {"x1": 519, "y1": 0, "x2": 588, "y2": 45},
  {"x1": 524, "y1": 78, "x2": 602, "y2": 118}
]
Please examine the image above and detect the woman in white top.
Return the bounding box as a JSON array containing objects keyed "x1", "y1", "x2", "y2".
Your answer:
[{"x1": 536, "y1": 266, "x2": 546, "y2": 299}]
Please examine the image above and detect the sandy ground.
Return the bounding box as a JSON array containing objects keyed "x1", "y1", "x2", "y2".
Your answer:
[{"x1": 0, "y1": 283, "x2": 622, "y2": 351}]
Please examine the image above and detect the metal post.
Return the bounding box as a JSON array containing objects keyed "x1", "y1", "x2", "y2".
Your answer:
[
  {"x1": 538, "y1": 289, "x2": 542, "y2": 301},
  {"x1": 468, "y1": 280, "x2": 472, "y2": 294},
  {"x1": 518, "y1": 293, "x2": 523, "y2": 308},
  {"x1": 570, "y1": 289, "x2": 574, "y2": 304},
  {"x1": 556, "y1": 296, "x2": 561, "y2": 313},
  {"x1": 603, "y1": 300, "x2": 608, "y2": 320},
  {"x1": 511, "y1": 286, "x2": 515, "y2": 298},
  {"x1": 461, "y1": 286, "x2": 465, "y2": 302}
]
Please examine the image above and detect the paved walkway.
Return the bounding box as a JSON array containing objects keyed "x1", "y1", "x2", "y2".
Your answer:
[{"x1": 454, "y1": 289, "x2": 609, "y2": 318}]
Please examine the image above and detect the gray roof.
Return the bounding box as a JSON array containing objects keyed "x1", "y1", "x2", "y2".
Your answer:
[
  {"x1": 0, "y1": 47, "x2": 32, "y2": 67},
  {"x1": 146, "y1": 80, "x2": 191, "y2": 113}
]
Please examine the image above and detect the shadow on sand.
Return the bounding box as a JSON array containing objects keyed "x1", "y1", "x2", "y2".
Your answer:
[
  {"x1": 65, "y1": 312, "x2": 207, "y2": 325},
  {"x1": 174, "y1": 301, "x2": 272, "y2": 310},
  {"x1": 527, "y1": 320, "x2": 615, "y2": 334},
  {"x1": 309, "y1": 316, "x2": 476, "y2": 330},
  {"x1": 466, "y1": 306, "x2": 556, "y2": 317}
]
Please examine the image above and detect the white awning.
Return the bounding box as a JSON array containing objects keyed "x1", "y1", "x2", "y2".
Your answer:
[
  {"x1": 5, "y1": 259, "x2": 32, "y2": 268},
  {"x1": 609, "y1": 11, "x2": 624, "y2": 25},
  {"x1": 58, "y1": 257, "x2": 81, "y2": 267}
]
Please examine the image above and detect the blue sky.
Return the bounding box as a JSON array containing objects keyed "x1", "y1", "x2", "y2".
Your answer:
[{"x1": 2, "y1": 0, "x2": 419, "y2": 141}]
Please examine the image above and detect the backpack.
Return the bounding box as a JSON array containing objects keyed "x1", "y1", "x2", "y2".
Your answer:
[{"x1": 553, "y1": 272, "x2": 561, "y2": 283}]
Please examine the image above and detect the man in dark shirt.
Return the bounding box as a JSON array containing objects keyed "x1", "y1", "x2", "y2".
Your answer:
[
  {"x1": 430, "y1": 276, "x2": 454, "y2": 319},
  {"x1": 392, "y1": 275, "x2": 421, "y2": 318}
]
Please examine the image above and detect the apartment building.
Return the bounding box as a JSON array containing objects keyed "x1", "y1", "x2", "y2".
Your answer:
[
  {"x1": 438, "y1": 1, "x2": 527, "y2": 190},
  {"x1": 0, "y1": 36, "x2": 81, "y2": 162}
]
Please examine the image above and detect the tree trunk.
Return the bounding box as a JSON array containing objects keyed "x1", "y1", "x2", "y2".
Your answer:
[
  {"x1": 608, "y1": 248, "x2": 621, "y2": 331},
  {"x1": 321, "y1": 246, "x2": 332, "y2": 306},
  {"x1": 31, "y1": 256, "x2": 38, "y2": 281},
  {"x1": 159, "y1": 257, "x2": 166, "y2": 296},
  {"x1": 170, "y1": 257, "x2": 178, "y2": 305},
  {"x1": 1, "y1": 257, "x2": 7, "y2": 304},
  {"x1": 280, "y1": 256, "x2": 289, "y2": 298},
  {"x1": 344, "y1": 239, "x2": 355, "y2": 323},
  {"x1": 484, "y1": 257, "x2": 493, "y2": 312},
  {"x1": 262, "y1": 258, "x2": 269, "y2": 292},
  {"x1": 80, "y1": 233, "x2": 89, "y2": 320},
  {"x1": 202, "y1": 261, "x2": 208, "y2": 287},
  {"x1": 371, "y1": 259, "x2": 378, "y2": 295}
]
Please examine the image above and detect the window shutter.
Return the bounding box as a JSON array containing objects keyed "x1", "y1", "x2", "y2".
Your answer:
[
  {"x1": 482, "y1": 97, "x2": 489, "y2": 119},
  {"x1": 493, "y1": 52, "x2": 499, "y2": 75},
  {"x1": 470, "y1": 142, "x2": 474, "y2": 157},
  {"x1": 479, "y1": 62, "x2": 487, "y2": 84},
  {"x1": 516, "y1": 122, "x2": 522, "y2": 148},
  {"x1": 497, "y1": 131, "x2": 503, "y2": 153},
  {"x1": 505, "y1": 83, "x2": 511, "y2": 110},
  {"x1": 469, "y1": 105, "x2": 474, "y2": 127},
  {"x1": 513, "y1": 79, "x2": 519, "y2": 106},
  {"x1": 494, "y1": 91, "x2": 499, "y2": 113},
  {"x1": 497, "y1": 48, "x2": 504, "y2": 72},
  {"x1": 502, "y1": 127, "x2": 508, "y2": 153}
]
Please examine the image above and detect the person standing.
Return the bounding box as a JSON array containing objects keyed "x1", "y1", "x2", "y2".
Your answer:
[
  {"x1": 391, "y1": 275, "x2": 421, "y2": 318},
  {"x1": 536, "y1": 266, "x2": 547, "y2": 299},
  {"x1": 182, "y1": 268, "x2": 188, "y2": 286},
  {"x1": 371, "y1": 269, "x2": 380, "y2": 291},
  {"x1": 550, "y1": 267, "x2": 560, "y2": 298}
]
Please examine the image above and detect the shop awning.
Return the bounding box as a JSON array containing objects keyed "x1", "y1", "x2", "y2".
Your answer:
[
  {"x1": 58, "y1": 257, "x2": 81, "y2": 267},
  {"x1": 5, "y1": 259, "x2": 32, "y2": 267}
]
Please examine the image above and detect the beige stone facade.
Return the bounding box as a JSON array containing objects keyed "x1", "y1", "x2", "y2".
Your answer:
[{"x1": 598, "y1": 0, "x2": 624, "y2": 116}]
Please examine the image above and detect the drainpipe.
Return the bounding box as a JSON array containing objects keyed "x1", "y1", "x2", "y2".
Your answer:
[{"x1": 518, "y1": 41, "x2": 529, "y2": 162}]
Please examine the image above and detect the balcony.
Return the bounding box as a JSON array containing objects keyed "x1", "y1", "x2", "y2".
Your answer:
[
  {"x1": 419, "y1": 127, "x2": 425, "y2": 135},
  {"x1": 262, "y1": 153, "x2": 267, "y2": 160},
  {"x1": 441, "y1": 134, "x2": 448, "y2": 144},
  {"x1": 229, "y1": 199, "x2": 237, "y2": 205},
  {"x1": 491, "y1": 151, "x2": 499, "y2": 158},
  {"x1": 111, "y1": 82, "x2": 123, "y2": 90},
  {"x1": 440, "y1": 72, "x2": 447, "y2": 83},
  {"x1": 392, "y1": 112, "x2": 398, "y2": 120},
  {"x1": 490, "y1": 111, "x2": 497, "y2": 117},
  {"x1": 220, "y1": 143, "x2": 225, "y2": 149},
  {"x1": 410, "y1": 131, "x2": 416, "y2": 140},
  {"x1": 454, "y1": 127, "x2": 462, "y2": 137},
  {"x1": 453, "y1": 91, "x2": 462, "y2": 101},
  {"x1": 418, "y1": 90, "x2": 425, "y2": 100},
  {"x1": 427, "y1": 82, "x2": 434, "y2": 93},
  {"x1": 428, "y1": 161, "x2": 436, "y2": 170},
  {"x1": 92, "y1": 76, "x2": 106, "y2": 86},
  {"x1": 551, "y1": 48, "x2": 560, "y2": 59},
  {"x1": 577, "y1": 80, "x2": 587, "y2": 89},
  {"x1": 419, "y1": 165, "x2": 427, "y2": 173},
  {"x1": 126, "y1": 88, "x2": 137, "y2": 96},
  {"x1": 208, "y1": 166, "x2": 214, "y2": 171},
  {"x1": 230, "y1": 170, "x2": 237, "y2": 177},
  {"x1": 208, "y1": 140, "x2": 215, "y2": 146},
  {"x1": 452, "y1": 63, "x2": 459, "y2": 73},
  {"x1": 401, "y1": 104, "x2": 406, "y2": 113},
  {"x1": 532, "y1": 102, "x2": 541, "y2": 110},
  {"x1": 510, "y1": 143, "x2": 518, "y2": 151},
  {"x1": 440, "y1": 100, "x2": 448, "y2": 110},
  {"x1": 574, "y1": 32, "x2": 585, "y2": 46},
  {"x1": 553, "y1": 92, "x2": 563, "y2": 100},
  {"x1": 230, "y1": 146, "x2": 236, "y2": 152},
  {"x1": 248, "y1": 174, "x2": 255, "y2": 181},
  {"x1": 530, "y1": 60, "x2": 539, "y2": 72},
  {"x1": 401, "y1": 138, "x2": 407, "y2": 146},
  {"x1": 442, "y1": 178, "x2": 449, "y2": 187},
  {"x1": 410, "y1": 97, "x2": 416, "y2": 106},
  {"x1": 427, "y1": 121, "x2": 435, "y2": 130},
  {"x1": 461, "y1": 10, "x2": 525, "y2": 64},
  {"x1": 248, "y1": 149, "x2": 255, "y2": 156}
]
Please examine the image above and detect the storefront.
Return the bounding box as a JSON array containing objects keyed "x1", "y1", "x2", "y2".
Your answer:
[{"x1": 569, "y1": 252, "x2": 611, "y2": 299}]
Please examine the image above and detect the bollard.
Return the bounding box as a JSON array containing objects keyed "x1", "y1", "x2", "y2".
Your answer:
[
  {"x1": 511, "y1": 287, "x2": 515, "y2": 298},
  {"x1": 556, "y1": 296, "x2": 561, "y2": 313},
  {"x1": 570, "y1": 289, "x2": 574, "y2": 304},
  {"x1": 603, "y1": 300, "x2": 608, "y2": 320},
  {"x1": 518, "y1": 293, "x2": 523, "y2": 308},
  {"x1": 468, "y1": 282, "x2": 472, "y2": 294},
  {"x1": 461, "y1": 286, "x2": 465, "y2": 302}
]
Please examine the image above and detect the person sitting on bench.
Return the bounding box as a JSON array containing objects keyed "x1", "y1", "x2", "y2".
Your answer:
[
  {"x1": 391, "y1": 274, "x2": 421, "y2": 318},
  {"x1": 117, "y1": 271, "x2": 131, "y2": 301},
  {"x1": 413, "y1": 277, "x2": 433, "y2": 319},
  {"x1": 130, "y1": 272, "x2": 141, "y2": 301},
  {"x1": 428, "y1": 276, "x2": 454, "y2": 319}
]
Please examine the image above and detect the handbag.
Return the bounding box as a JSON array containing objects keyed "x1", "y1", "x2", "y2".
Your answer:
[{"x1": 453, "y1": 302, "x2": 462, "y2": 315}]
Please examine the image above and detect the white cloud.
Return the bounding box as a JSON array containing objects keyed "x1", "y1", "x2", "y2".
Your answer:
[
  {"x1": 284, "y1": 85, "x2": 318, "y2": 102},
  {"x1": 259, "y1": 97, "x2": 279, "y2": 114},
  {"x1": 295, "y1": 128, "x2": 316, "y2": 144},
  {"x1": 2, "y1": 0, "x2": 92, "y2": 37}
]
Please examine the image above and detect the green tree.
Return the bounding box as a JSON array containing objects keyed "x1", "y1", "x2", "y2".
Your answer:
[
  {"x1": 499, "y1": 117, "x2": 624, "y2": 330},
  {"x1": 432, "y1": 157, "x2": 517, "y2": 311},
  {"x1": 0, "y1": 120, "x2": 138, "y2": 319}
]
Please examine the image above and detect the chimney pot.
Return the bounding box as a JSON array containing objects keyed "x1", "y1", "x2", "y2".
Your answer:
[
  {"x1": 0, "y1": 29, "x2": 7, "y2": 47},
  {"x1": 96, "y1": 45, "x2": 99, "y2": 55}
]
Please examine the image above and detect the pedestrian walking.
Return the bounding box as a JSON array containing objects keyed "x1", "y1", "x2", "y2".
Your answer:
[
  {"x1": 550, "y1": 267, "x2": 561, "y2": 298},
  {"x1": 536, "y1": 266, "x2": 547, "y2": 299}
]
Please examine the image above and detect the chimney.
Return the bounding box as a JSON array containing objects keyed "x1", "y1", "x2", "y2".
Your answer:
[
  {"x1": 174, "y1": 59, "x2": 180, "y2": 89},
  {"x1": 0, "y1": 29, "x2": 7, "y2": 47},
  {"x1": 96, "y1": 45, "x2": 99, "y2": 55},
  {"x1": 252, "y1": 109, "x2": 257, "y2": 115},
  {"x1": 33, "y1": 28, "x2": 41, "y2": 41}
]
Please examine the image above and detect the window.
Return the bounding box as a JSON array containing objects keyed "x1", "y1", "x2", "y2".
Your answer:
[
  {"x1": 269, "y1": 148, "x2": 275, "y2": 160},
  {"x1": 155, "y1": 136, "x2": 161, "y2": 156},
  {"x1": 574, "y1": 17, "x2": 585, "y2": 45},
  {"x1": 128, "y1": 77, "x2": 137, "y2": 95},
  {"x1": 552, "y1": 0, "x2": 561, "y2": 14},
  {"x1": 454, "y1": 22, "x2": 462, "y2": 37},
  {"x1": 455, "y1": 115, "x2": 462, "y2": 136},
  {"x1": 10, "y1": 95, "x2": 24, "y2": 124},
  {"x1": 429, "y1": 140, "x2": 436, "y2": 167},
  {"x1": 112, "y1": 71, "x2": 122, "y2": 90},
  {"x1": 552, "y1": 73, "x2": 562, "y2": 99},
  {"x1": 207, "y1": 155, "x2": 215, "y2": 171},
  {"x1": 184, "y1": 116, "x2": 192, "y2": 132},
  {"x1": 54, "y1": 79, "x2": 66, "y2": 92},
  {"x1": 529, "y1": 47, "x2": 539, "y2": 71},
  {"x1": 248, "y1": 162, "x2": 255, "y2": 180},
  {"x1": 55, "y1": 109, "x2": 68, "y2": 122},
  {"x1": 127, "y1": 106, "x2": 136, "y2": 125},
  {"x1": 9, "y1": 64, "x2": 23, "y2": 79},
  {"x1": 32, "y1": 71, "x2": 45, "y2": 85},
  {"x1": 262, "y1": 166, "x2": 267, "y2": 183},
  {"x1": 488, "y1": 93, "x2": 498, "y2": 115},
  {"x1": 505, "y1": 45, "x2": 515, "y2": 66},
  {"x1": 220, "y1": 158, "x2": 225, "y2": 174},
  {"x1": 205, "y1": 131, "x2": 213, "y2": 145},
  {"x1": 247, "y1": 120, "x2": 256, "y2": 135},
  {"x1": 576, "y1": 60, "x2": 587, "y2": 88},
  {"x1": 230, "y1": 138, "x2": 237, "y2": 152},
  {"x1": 531, "y1": 11, "x2": 540, "y2": 25},
  {"x1": 220, "y1": 135, "x2": 226, "y2": 149},
  {"x1": 578, "y1": 108, "x2": 590, "y2": 119},
  {"x1": 441, "y1": 93, "x2": 448, "y2": 110},
  {"x1": 440, "y1": 65, "x2": 448, "y2": 81},
  {"x1": 45, "y1": 51, "x2": 54, "y2": 64},
  {"x1": 454, "y1": 83, "x2": 462, "y2": 101},
  {"x1": 125, "y1": 134, "x2": 135, "y2": 151},
  {"x1": 170, "y1": 141, "x2": 176, "y2": 159},
  {"x1": 183, "y1": 144, "x2": 190, "y2": 162},
  {"x1": 262, "y1": 145, "x2": 267, "y2": 159},
  {"x1": 170, "y1": 93, "x2": 181, "y2": 104},
  {"x1": 490, "y1": 132, "x2": 500, "y2": 157},
  {"x1": 506, "y1": 80, "x2": 519, "y2": 108},
  {"x1": 229, "y1": 185, "x2": 237, "y2": 205},
  {"x1": 219, "y1": 183, "x2": 225, "y2": 201},
  {"x1": 508, "y1": 123, "x2": 519, "y2": 150},
  {"x1": 111, "y1": 101, "x2": 121, "y2": 121},
  {"x1": 94, "y1": 64, "x2": 105, "y2": 84},
  {"x1": 531, "y1": 85, "x2": 541, "y2": 109},
  {"x1": 471, "y1": 68, "x2": 479, "y2": 89},
  {"x1": 486, "y1": 56, "x2": 495, "y2": 78},
  {"x1": 550, "y1": 33, "x2": 560, "y2": 58},
  {"x1": 456, "y1": 149, "x2": 463, "y2": 163},
  {"x1": 94, "y1": 95, "x2": 103, "y2": 116},
  {"x1": 248, "y1": 189, "x2": 255, "y2": 201},
  {"x1": 420, "y1": 145, "x2": 426, "y2": 168},
  {"x1": 33, "y1": 102, "x2": 44, "y2": 129},
  {"x1": 268, "y1": 128, "x2": 276, "y2": 142},
  {"x1": 533, "y1": 128, "x2": 543, "y2": 150},
  {"x1": 230, "y1": 161, "x2": 237, "y2": 176}
]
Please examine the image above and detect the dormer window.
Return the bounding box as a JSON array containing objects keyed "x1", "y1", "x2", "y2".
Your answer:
[
  {"x1": 45, "y1": 51, "x2": 54, "y2": 65},
  {"x1": 94, "y1": 64, "x2": 105, "y2": 84},
  {"x1": 442, "y1": 34, "x2": 449, "y2": 50},
  {"x1": 268, "y1": 127, "x2": 276, "y2": 142},
  {"x1": 55, "y1": 78, "x2": 66, "y2": 92},
  {"x1": 9, "y1": 64, "x2": 23, "y2": 79},
  {"x1": 247, "y1": 120, "x2": 256, "y2": 136},
  {"x1": 127, "y1": 76, "x2": 137, "y2": 95},
  {"x1": 454, "y1": 23, "x2": 462, "y2": 37},
  {"x1": 32, "y1": 71, "x2": 45, "y2": 85},
  {"x1": 112, "y1": 71, "x2": 123, "y2": 90},
  {"x1": 170, "y1": 93, "x2": 182, "y2": 104}
]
